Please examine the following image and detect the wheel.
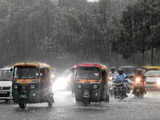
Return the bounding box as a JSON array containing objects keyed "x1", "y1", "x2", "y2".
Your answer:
[
  {"x1": 106, "y1": 95, "x2": 109, "y2": 103},
  {"x1": 84, "y1": 102, "x2": 89, "y2": 106},
  {"x1": 48, "y1": 101, "x2": 53, "y2": 107},
  {"x1": 83, "y1": 99, "x2": 90, "y2": 106},
  {"x1": 5, "y1": 100, "x2": 10, "y2": 104},
  {"x1": 48, "y1": 95, "x2": 54, "y2": 108},
  {"x1": 19, "y1": 102, "x2": 26, "y2": 109},
  {"x1": 75, "y1": 97, "x2": 80, "y2": 102},
  {"x1": 114, "y1": 90, "x2": 118, "y2": 99}
]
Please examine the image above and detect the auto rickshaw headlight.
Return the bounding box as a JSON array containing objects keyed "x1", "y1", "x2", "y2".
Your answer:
[
  {"x1": 30, "y1": 84, "x2": 36, "y2": 89},
  {"x1": 77, "y1": 84, "x2": 82, "y2": 89},
  {"x1": 32, "y1": 93, "x2": 36, "y2": 97},
  {"x1": 93, "y1": 84, "x2": 98, "y2": 89}
]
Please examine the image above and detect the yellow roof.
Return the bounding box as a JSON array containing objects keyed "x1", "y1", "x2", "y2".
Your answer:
[
  {"x1": 14, "y1": 62, "x2": 51, "y2": 69},
  {"x1": 101, "y1": 65, "x2": 109, "y2": 71},
  {"x1": 142, "y1": 66, "x2": 160, "y2": 70}
]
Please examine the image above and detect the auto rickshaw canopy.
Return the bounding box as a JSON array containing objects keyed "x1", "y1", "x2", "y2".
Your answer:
[
  {"x1": 73, "y1": 63, "x2": 109, "y2": 72},
  {"x1": 142, "y1": 66, "x2": 160, "y2": 71},
  {"x1": 14, "y1": 62, "x2": 52, "y2": 69}
]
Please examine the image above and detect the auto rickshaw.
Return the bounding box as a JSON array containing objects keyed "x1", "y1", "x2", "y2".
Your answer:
[
  {"x1": 72, "y1": 64, "x2": 110, "y2": 105},
  {"x1": 12, "y1": 62, "x2": 54, "y2": 109}
]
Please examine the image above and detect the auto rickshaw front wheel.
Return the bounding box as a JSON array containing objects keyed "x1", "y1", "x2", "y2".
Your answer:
[
  {"x1": 19, "y1": 102, "x2": 26, "y2": 109},
  {"x1": 83, "y1": 99, "x2": 90, "y2": 106},
  {"x1": 48, "y1": 101, "x2": 53, "y2": 107},
  {"x1": 5, "y1": 100, "x2": 11, "y2": 104},
  {"x1": 106, "y1": 95, "x2": 110, "y2": 103},
  {"x1": 48, "y1": 95, "x2": 54, "y2": 108}
]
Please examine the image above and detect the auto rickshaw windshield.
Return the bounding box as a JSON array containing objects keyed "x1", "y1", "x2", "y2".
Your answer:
[
  {"x1": 14, "y1": 66, "x2": 39, "y2": 79},
  {"x1": 76, "y1": 67, "x2": 100, "y2": 80}
]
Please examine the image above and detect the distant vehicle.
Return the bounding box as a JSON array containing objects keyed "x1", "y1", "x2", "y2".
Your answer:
[
  {"x1": 144, "y1": 70, "x2": 160, "y2": 90},
  {"x1": 0, "y1": 66, "x2": 12, "y2": 103}
]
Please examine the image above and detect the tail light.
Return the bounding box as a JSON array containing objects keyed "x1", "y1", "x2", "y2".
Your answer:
[{"x1": 156, "y1": 80, "x2": 160, "y2": 87}]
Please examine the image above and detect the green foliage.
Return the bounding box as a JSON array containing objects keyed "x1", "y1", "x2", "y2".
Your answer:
[
  {"x1": 113, "y1": 0, "x2": 160, "y2": 61},
  {"x1": 0, "y1": 0, "x2": 138, "y2": 67}
]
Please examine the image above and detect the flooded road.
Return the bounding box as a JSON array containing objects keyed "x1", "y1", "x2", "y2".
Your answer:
[{"x1": 0, "y1": 91, "x2": 160, "y2": 120}]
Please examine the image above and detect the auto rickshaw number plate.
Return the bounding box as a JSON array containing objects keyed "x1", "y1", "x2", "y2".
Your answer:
[
  {"x1": 136, "y1": 89, "x2": 140, "y2": 92},
  {"x1": 16, "y1": 79, "x2": 32, "y2": 84}
]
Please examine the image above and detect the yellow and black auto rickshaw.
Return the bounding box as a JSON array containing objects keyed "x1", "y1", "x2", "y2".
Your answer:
[
  {"x1": 72, "y1": 64, "x2": 110, "y2": 105},
  {"x1": 12, "y1": 62, "x2": 54, "y2": 109}
]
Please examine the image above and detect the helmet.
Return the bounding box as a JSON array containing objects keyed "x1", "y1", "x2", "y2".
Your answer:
[
  {"x1": 118, "y1": 68, "x2": 123, "y2": 74},
  {"x1": 136, "y1": 69, "x2": 143, "y2": 75},
  {"x1": 110, "y1": 67, "x2": 116, "y2": 73}
]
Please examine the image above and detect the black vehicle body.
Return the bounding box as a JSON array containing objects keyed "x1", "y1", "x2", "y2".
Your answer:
[
  {"x1": 133, "y1": 86, "x2": 145, "y2": 98},
  {"x1": 112, "y1": 80, "x2": 127, "y2": 99},
  {"x1": 132, "y1": 76, "x2": 146, "y2": 98}
]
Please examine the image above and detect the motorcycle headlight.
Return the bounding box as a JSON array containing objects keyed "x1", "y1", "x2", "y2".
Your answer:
[
  {"x1": 135, "y1": 77, "x2": 141, "y2": 83},
  {"x1": 108, "y1": 76, "x2": 113, "y2": 80}
]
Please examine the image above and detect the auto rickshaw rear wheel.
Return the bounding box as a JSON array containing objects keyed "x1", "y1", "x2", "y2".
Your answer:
[
  {"x1": 48, "y1": 101, "x2": 53, "y2": 107},
  {"x1": 5, "y1": 100, "x2": 10, "y2": 104},
  {"x1": 83, "y1": 99, "x2": 90, "y2": 106},
  {"x1": 48, "y1": 95, "x2": 54, "y2": 108},
  {"x1": 19, "y1": 102, "x2": 26, "y2": 109}
]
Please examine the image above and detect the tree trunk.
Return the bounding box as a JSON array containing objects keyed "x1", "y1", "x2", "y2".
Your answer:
[
  {"x1": 142, "y1": 49, "x2": 145, "y2": 65},
  {"x1": 151, "y1": 45, "x2": 154, "y2": 65}
]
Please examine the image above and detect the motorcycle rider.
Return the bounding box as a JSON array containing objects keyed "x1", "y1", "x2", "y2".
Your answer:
[
  {"x1": 113, "y1": 68, "x2": 128, "y2": 97},
  {"x1": 109, "y1": 67, "x2": 117, "y2": 80},
  {"x1": 111, "y1": 67, "x2": 117, "y2": 74},
  {"x1": 115, "y1": 68, "x2": 127, "y2": 82},
  {"x1": 133, "y1": 69, "x2": 146, "y2": 94}
]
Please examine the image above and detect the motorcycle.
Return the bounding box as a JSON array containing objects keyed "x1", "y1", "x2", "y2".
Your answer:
[
  {"x1": 133, "y1": 77, "x2": 146, "y2": 98},
  {"x1": 112, "y1": 79, "x2": 127, "y2": 99}
]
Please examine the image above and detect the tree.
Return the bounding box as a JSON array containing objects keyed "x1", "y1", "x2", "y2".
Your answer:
[{"x1": 113, "y1": 0, "x2": 160, "y2": 65}]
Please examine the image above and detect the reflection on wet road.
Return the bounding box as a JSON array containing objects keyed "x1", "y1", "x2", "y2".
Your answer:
[{"x1": 1, "y1": 91, "x2": 160, "y2": 120}]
